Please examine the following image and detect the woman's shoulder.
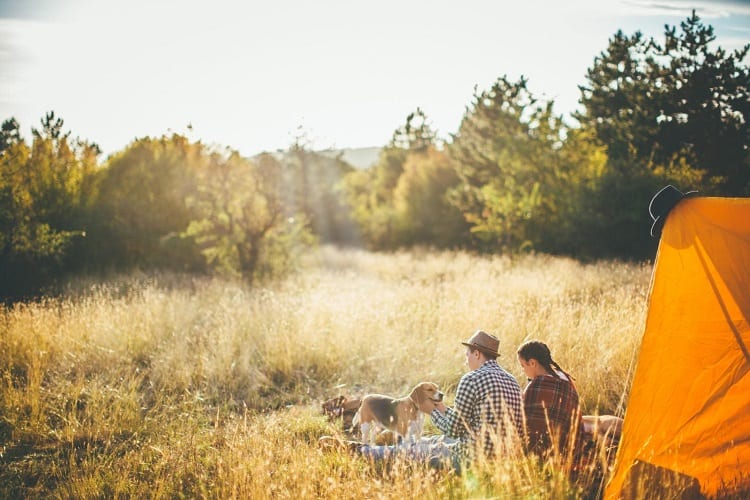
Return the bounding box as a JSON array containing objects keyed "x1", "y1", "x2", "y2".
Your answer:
[
  {"x1": 529, "y1": 374, "x2": 574, "y2": 390},
  {"x1": 525, "y1": 376, "x2": 576, "y2": 402}
]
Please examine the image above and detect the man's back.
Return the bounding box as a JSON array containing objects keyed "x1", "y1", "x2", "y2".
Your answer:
[{"x1": 433, "y1": 359, "x2": 523, "y2": 457}]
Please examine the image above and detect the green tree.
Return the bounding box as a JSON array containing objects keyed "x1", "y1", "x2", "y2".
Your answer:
[
  {"x1": 656, "y1": 13, "x2": 749, "y2": 193},
  {"x1": 576, "y1": 30, "x2": 660, "y2": 167},
  {"x1": 577, "y1": 12, "x2": 749, "y2": 195},
  {"x1": 91, "y1": 134, "x2": 205, "y2": 271},
  {"x1": 447, "y1": 76, "x2": 567, "y2": 253},
  {"x1": 343, "y1": 109, "x2": 438, "y2": 249},
  {"x1": 389, "y1": 108, "x2": 436, "y2": 153},
  {"x1": 392, "y1": 147, "x2": 469, "y2": 247},
  {"x1": 184, "y1": 151, "x2": 313, "y2": 282},
  {"x1": 0, "y1": 118, "x2": 22, "y2": 153},
  {"x1": 277, "y1": 141, "x2": 358, "y2": 245},
  {"x1": 537, "y1": 127, "x2": 608, "y2": 257},
  {"x1": 570, "y1": 12, "x2": 748, "y2": 258},
  {"x1": 0, "y1": 113, "x2": 99, "y2": 299}
]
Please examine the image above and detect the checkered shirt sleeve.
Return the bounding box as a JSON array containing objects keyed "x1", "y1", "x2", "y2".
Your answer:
[{"x1": 431, "y1": 360, "x2": 523, "y2": 457}]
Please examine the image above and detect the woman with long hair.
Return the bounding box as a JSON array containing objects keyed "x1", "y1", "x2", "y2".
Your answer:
[{"x1": 517, "y1": 340, "x2": 582, "y2": 456}]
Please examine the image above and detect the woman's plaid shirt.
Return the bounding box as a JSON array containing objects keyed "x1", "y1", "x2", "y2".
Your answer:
[
  {"x1": 431, "y1": 359, "x2": 523, "y2": 458},
  {"x1": 523, "y1": 374, "x2": 581, "y2": 453}
]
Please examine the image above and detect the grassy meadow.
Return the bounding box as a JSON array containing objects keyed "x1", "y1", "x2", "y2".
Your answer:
[{"x1": 1, "y1": 246, "x2": 652, "y2": 498}]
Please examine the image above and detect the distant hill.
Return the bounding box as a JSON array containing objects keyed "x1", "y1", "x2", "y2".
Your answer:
[
  {"x1": 253, "y1": 146, "x2": 381, "y2": 170},
  {"x1": 316, "y1": 147, "x2": 381, "y2": 169}
]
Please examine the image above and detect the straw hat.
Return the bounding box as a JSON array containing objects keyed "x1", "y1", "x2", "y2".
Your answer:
[{"x1": 461, "y1": 330, "x2": 500, "y2": 357}]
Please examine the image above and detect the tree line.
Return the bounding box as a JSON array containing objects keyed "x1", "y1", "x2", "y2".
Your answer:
[{"x1": 1, "y1": 13, "x2": 748, "y2": 301}]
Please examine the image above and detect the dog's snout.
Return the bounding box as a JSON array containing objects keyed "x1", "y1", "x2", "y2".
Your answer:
[{"x1": 434, "y1": 392, "x2": 444, "y2": 402}]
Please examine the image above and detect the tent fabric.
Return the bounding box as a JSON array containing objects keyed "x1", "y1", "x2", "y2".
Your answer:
[{"x1": 606, "y1": 196, "x2": 750, "y2": 499}]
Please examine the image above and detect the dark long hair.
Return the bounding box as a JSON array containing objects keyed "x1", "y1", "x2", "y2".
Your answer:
[{"x1": 517, "y1": 340, "x2": 574, "y2": 384}]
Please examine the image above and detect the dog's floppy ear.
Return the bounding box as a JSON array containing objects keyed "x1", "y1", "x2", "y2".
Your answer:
[
  {"x1": 410, "y1": 383, "x2": 425, "y2": 403},
  {"x1": 411, "y1": 382, "x2": 438, "y2": 413}
]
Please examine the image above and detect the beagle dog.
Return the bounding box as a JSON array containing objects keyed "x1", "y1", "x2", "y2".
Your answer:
[{"x1": 353, "y1": 382, "x2": 443, "y2": 445}]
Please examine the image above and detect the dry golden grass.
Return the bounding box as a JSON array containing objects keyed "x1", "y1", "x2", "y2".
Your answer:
[{"x1": 1, "y1": 246, "x2": 652, "y2": 498}]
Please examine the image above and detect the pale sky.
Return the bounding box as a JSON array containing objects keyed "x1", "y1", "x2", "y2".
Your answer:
[{"x1": 1, "y1": 0, "x2": 748, "y2": 158}]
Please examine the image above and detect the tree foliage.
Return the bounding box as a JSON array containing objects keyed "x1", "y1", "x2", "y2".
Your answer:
[
  {"x1": 91, "y1": 134, "x2": 206, "y2": 271},
  {"x1": 92, "y1": 135, "x2": 316, "y2": 282},
  {"x1": 569, "y1": 12, "x2": 749, "y2": 258},
  {"x1": 0, "y1": 113, "x2": 98, "y2": 299},
  {"x1": 0, "y1": 119, "x2": 323, "y2": 299},
  {"x1": 577, "y1": 11, "x2": 749, "y2": 195},
  {"x1": 275, "y1": 141, "x2": 359, "y2": 246},
  {"x1": 341, "y1": 108, "x2": 475, "y2": 250},
  {"x1": 184, "y1": 150, "x2": 313, "y2": 282},
  {"x1": 656, "y1": 13, "x2": 749, "y2": 193},
  {"x1": 447, "y1": 77, "x2": 570, "y2": 253},
  {"x1": 392, "y1": 147, "x2": 469, "y2": 247}
]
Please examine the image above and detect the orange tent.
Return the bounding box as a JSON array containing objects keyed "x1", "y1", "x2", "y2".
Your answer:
[{"x1": 606, "y1": 194, "x2": 750, "y2": 498}]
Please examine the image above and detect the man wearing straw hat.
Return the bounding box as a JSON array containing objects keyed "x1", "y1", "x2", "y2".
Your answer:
[{"x1": 430, "y1": 329, "x2": 524, "y2": 464}]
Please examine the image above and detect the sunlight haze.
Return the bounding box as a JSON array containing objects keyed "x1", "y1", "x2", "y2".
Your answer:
[{"x1": 1, "y1": 0, "x2": 748, "y2": 158}]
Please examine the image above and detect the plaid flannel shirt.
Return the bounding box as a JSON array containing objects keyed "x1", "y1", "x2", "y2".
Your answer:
[
  {"x1": 523, "y1": 374, "x2": 582, "y2": 453},
  {"x1": 431, "y1": 360, "x2": 523, "y2": 459}
]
